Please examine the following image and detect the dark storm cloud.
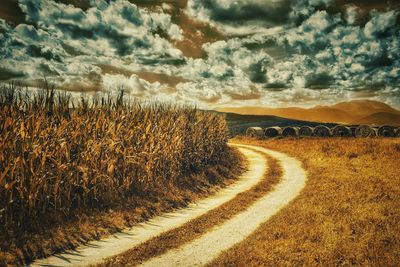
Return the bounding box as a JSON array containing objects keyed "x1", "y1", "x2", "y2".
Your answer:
[
  {"x1": 200, "y1": 67, "x2": 234, "y2": 81},
  {"x1": 0, "y1": 66, "x2": 26, "y2": 81},
  {"x1": 38, "y1": 62, "x2": 60, "y2": 76},
  {"x1": 248, "y1": 59, "x2": 267, "y2": 83},
  {"x1": 120, "y1": 4, "x2": 143, "y2": 26},
  {"x1": 191, "y1": 0, "x2": 292, "y2": 25},
  {"x1": 27, "y1": 44, "x2": 64, "y2": 62},
  {"x1": 53, "y1": 20, "x2": 155, "y2": 57},
  {"x1": 263, "y1": 82, "x2": 288, "y2": 91},
  {"x1": 138, "y1": 55, "x2": 186, "y2": 66},
  {"x1": 304, "y1": 72, "x2": 333, "y2": 89}
]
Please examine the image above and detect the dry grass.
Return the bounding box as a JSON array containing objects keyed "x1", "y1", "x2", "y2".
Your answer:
[
  {"x1": 0, "y1": 83, "x2": 241, "y2": 265},
  {"x1": 98, "y1": 150, "x2": 282, "y2": 266},
  {"x1": 211, "y1": 137, "x2": 400, "y2": 266}
]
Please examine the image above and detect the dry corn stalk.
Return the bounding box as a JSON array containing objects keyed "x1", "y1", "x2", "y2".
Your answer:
[{"x1": 0, "y1": 84, "x2": 229, "y2": 232}]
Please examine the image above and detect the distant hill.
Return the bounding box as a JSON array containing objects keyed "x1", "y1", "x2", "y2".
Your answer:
[
  {"x1": 331, "y1": 100, "x2": 400, "y2": 116},
  {"x1": 221, "y1": 112, "x2": 335, "y2": 136},
  {"x1": 218, "y1": 100, "x2": 400, "y2": 125},
  {"x1": 220, "y1": 106, "x2": 352, "y2": 124},
  {"x1": 352, "y1": 112, "x2": 400, "y2": 126}
]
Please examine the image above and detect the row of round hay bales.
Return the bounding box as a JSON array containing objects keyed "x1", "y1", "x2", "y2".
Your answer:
[{"x1": 247, "y1": 125, "x2": 400, "y2": 138}]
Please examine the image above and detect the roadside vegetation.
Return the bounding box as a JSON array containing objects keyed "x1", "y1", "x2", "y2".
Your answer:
[
  {"x1": 212, "y1": 137, "x2": 400, "y2": 266},
  {"x1": 0, "y1": 83, "x2": 243, "y2": 265}
]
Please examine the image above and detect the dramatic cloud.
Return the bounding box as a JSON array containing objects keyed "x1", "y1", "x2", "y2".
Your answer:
[
  {"x1": 0, "y1": 0, "x2": 184, "y2": 93},
  {"x1": 184, "y1": 2, "x2": 399, "y2": 107},
  {"x1": 0, "y1": 0, "x2": 399, "y2": 108}
]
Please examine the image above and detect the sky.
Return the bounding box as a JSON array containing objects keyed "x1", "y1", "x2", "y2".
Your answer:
[{"x1": 0, "y1": 0, "x2": 399, "y2": 108}]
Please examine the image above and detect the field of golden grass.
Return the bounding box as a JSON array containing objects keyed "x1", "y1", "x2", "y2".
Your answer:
[
  {"x1": 0, "y1": 84, "x2": 242, "y2": 265},
  {"x1": 212, "y1": 137, "x2": 400, "y2": 266}
]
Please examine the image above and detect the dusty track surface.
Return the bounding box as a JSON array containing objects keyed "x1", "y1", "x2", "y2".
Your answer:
[
  {"x1": 30, "y1": 146, "x2": 267, "y2": 267},
  {"x1": 139, "y1": 144, "x2": 307, "y2": 267}
]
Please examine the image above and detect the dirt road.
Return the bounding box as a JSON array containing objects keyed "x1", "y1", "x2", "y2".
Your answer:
[
  {"x1": 139, "y1": 144, "x2": 307, "y2": 266},
  {"x1": 31, "y1": 146, "x2": 268, "y2": 267},
  {"x1": 31, "y1": 144, "x2": 307, "y2": 267}
]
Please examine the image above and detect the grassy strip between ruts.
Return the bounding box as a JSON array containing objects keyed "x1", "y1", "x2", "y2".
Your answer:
[
  {"x1": 97, "y1": 148, "x2": 282, "y2": 267},
  {"x1": 209, "y1": 137, "x2": 400, "y2": 267}
]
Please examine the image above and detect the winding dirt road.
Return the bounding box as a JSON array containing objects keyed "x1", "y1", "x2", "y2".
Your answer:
[
  {"x1": 30, "y1": 144, "x2": 307, "y2": 267},
  {"x1": 139, "y1": 144, "x2": 307, "y2": 266}
]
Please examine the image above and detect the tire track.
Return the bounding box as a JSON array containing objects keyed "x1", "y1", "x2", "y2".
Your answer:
[{"x1": 139, "y1": 144, "x2": 307, "y2": 267}]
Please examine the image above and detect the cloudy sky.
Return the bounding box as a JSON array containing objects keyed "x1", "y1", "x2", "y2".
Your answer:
[{"x1": 0, "y1": 0, "x2": 399, "y2": 108}]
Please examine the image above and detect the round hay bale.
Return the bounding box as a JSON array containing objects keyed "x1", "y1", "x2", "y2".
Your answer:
[
  {"x1": 332, "y1": 125, "x2": 352, "y2": 137},
  {"x1": 264, "y1": 126, "x2": 283, "y2": 138},
  {"x1": 246, "y1": 127, "x2": 264, "y2": 138},
  {"x1": 349, "y1": 126, "x2": 358, "y2": 137},
  {"x1": 299, "y1": 126, "x2": 313, "y2": 137},
  {"x1": 396, "y1": 127, "x2": 400, "y2": 137},
  {"x1": 313, "y1": 125, "x2": 332, "y2": 137},
  {"x1": 282, "y1": 126, "x2": 299, "y2": 137},
  {"x1": 355, "y1": 125, "x2": 376, "y2": 137},
  {"x1": 377, "y1": 125, "x2": 396, "y2": 137}
]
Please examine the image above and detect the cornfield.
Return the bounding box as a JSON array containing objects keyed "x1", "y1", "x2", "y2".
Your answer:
[{"x1": 0, "y1": 83, "x2": 229, "y2": 235}]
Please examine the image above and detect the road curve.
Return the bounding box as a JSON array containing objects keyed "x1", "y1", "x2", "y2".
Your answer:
[
  {"x1": 139, "y1": 144, "x2": 307, "y2": 267},
  {"x1": 30, "y1": 146, "x2": 267, "y2": 267}
]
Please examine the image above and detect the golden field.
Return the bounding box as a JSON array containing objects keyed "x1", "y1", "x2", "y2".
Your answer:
[
  {"x1": 0, "y1": 84, "x2": 241, "y2": 265},
  {"x1": 212, "y1": 137, "x2": 400, "y2": 266}
]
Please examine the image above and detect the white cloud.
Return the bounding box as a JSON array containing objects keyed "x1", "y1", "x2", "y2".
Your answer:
[
  {"x1": 364, "y1": 11, "x2": 397, "y2": 38},
  {"x1": 350, "y1": 63, "x2": 365, "y2": 73},
  {"x1": 168, "y1": 24, "x2": 183, "y2": 41},
  {"x1": 345, "y1": 5, "x2": 358, "y2": 25},
  {"x1": 102, "y1": 73, "x2": 174, "y2": 102}
]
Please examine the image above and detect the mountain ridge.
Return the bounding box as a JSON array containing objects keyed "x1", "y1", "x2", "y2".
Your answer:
[{"x1": 218, "y1": 100, "x2": 400, "y2": 126}]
